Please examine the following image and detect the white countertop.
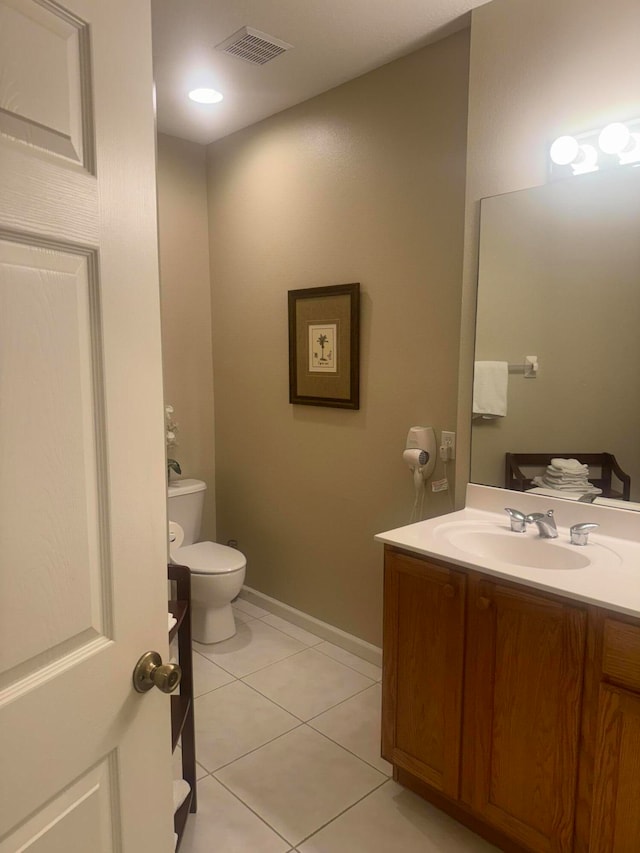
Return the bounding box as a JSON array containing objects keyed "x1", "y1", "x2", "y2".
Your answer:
[{"x1": 375, "y1": 484, "x2": 640, "y2": 619}]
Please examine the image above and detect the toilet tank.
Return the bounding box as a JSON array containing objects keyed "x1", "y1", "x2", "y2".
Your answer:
[{"x1": 167, "y1": 479, "x2": 206, "y2": 545}]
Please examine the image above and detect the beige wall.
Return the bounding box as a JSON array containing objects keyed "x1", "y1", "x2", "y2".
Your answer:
[
  {"x1": 157, "y1": 133, "x2": 217, "y2": 539},
  {"x1": 207, "y1": 31, "x2": 470, "y2": 645},
  {"x1": 456, "y1": 0, "x2": 640, "y2": 504}
]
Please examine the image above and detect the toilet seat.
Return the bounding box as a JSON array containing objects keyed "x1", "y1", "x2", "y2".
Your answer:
[{"x1": 174, "y1": 541, "x2": 246, "y2": 575}]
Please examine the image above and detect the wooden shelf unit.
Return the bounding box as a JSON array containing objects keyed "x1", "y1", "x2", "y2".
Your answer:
[{"x1": 168, "y1": 563, "x2": 197, "y2": 851}]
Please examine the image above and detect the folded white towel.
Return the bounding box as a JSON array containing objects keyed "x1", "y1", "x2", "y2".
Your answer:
[
  {"x1": 543, "y1": 471, "x2": 590, "y2": 484},
  {"x1": 472, "y1": 361, "x2": 508, "y2": 419},
  {"x1": 532, "y1": 476, "x2": 601, "y2": 494},
  {"x1": 173, "y1": 779, "x2": 191, "y2": 813},
  {"x1": 550, "y1": 458, "x2": 588, "y2": 474}
]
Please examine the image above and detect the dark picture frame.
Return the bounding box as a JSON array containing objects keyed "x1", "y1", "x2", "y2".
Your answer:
[{"x1": 288, "y1": 282, "x2": 360, "y2": 409}]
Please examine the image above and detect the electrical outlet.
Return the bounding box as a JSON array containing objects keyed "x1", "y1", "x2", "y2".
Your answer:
[{"x1": 442, "y1": 430, "x2": 456, "y2": 460}]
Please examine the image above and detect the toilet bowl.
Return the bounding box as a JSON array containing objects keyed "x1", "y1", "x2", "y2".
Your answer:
[
  {"x1": 173, "y1": 539, "x2": 246, "y2": 643},
  {"x1": 168, "y1": 479, "x2": 247, "y2": 643}
]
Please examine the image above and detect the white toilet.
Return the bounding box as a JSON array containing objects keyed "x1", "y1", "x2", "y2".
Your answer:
[{"x1": 168, "y1": 479, "x2": 246, "y2": 643}]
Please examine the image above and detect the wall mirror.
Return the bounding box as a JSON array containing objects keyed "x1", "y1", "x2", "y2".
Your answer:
[{"x1": 470, "y1": 166, "x2": 640, "y2": 509}]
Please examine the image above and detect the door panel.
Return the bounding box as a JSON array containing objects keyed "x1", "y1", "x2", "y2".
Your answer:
[
  {"x1": 0, "y1": 0, "x2": 173, "y2": 850},
  {"x1": 0, "y1": 0, "x2": 93, "y2": 166},
  {"x1": 0, "y1": 238, "x2": 108, "y2": 677},
  {"x1": 383, "y1": 549, "x2": 466, "y2": 798},
  {"x1": 590, "y1": 685, "x2": 640, "y2": 851},
  {"x1": 463, "y1": 578, "x2": 586, "y2": 852},
  {"x1": 0, "y1": 757, "x2": 118, "y2": 853}
]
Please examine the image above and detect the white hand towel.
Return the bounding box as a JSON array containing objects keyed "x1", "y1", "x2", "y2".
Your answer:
[{"x1": 472, "y1": 361, "x2": 508, "y2": 419}]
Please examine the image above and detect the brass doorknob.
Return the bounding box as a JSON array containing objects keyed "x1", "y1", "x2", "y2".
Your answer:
[{"x1": 133, "y1": 651, "x2": 182, "y2": 694}]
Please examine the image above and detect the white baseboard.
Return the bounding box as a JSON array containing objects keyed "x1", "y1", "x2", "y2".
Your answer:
[{"x1": 239, "y1": 585, "x2": 382, "y2": 667}]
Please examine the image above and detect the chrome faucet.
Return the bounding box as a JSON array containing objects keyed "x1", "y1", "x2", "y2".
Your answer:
[
  {"x1": 504, "y1": 507, "x2": 527, "y2": 533},
  {"x1": 525, "y1": 509, "x2": 558, "y2": 539}
]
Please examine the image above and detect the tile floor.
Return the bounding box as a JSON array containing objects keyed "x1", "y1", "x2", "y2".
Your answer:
[{"x1": 175, "y1": 598, "x2": 497, "y2": 853}]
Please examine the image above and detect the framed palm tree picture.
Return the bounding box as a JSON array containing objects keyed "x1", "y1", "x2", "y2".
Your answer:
[{"x1": 288, "y1": 282, "x2": 360, "y2": 409}]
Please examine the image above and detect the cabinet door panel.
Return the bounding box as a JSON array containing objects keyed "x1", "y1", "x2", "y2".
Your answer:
[
  {"x1": 382, "y1": 549, "x2": 466, "y2": 798},
  {"x1": 463, "y1": 579, "x2": 586, "y2": 852},
  {"x1": 590, "y1": 685, "x2": 640, "y2": 851}
]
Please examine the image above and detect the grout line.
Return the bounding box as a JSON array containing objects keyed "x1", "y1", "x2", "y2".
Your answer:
[
  {"x1": 191, "y1": 651, "x2": 237, "y2": 700},
  {"x1": 194, "y1": 622, "x2": 312, "y2": 678},
  {"x1": 211, "y1": 728, "x2": 389, "y2": 849},
  {"x1": 192, "y1": 651, "x2": 239, "y2": 678},
  {"x1": 295, "y1": 776, "x2": 391, "y2": 847},
  {"x1": 305, "y1": 680, "x2": 380, "y2": 724},
  {"x1": 238, "y1": 654, "x2": 376, "y2": 723},
  {"x1": 304, "y1": 723, "x2": 391, "y2": 779},
  {"x1": 209, "y1": 773, "x2": 298, "y2": 848},
  {"x1": 235, "y1": 645, "x2": 310, "y2": 679},
  {"x1": 210, "y1": 721, "x2": 305, "y2": 775},
  {"x1": 238, "y1": 675, "x2": 309, "y2": 723},
  {"x1": 194, "y1": 610, "x2": 380, "y2": 683},
  {"x1": 192, "y1": 678, "x2": 237, "y2": 701},
  {"x1": 311, "y1": 642, "x2": 382, "y2": 681},
  {"x1": 245, "y1": 611, "x2": 381, "y2": 678},
  {"x1": 258, "y1": 614, "x2": 325, "y2": 646}
]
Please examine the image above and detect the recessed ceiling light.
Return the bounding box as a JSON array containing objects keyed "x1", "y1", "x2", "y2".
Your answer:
[{"x1": 188, "y1": 88, "x2": 224, "y2": 104}]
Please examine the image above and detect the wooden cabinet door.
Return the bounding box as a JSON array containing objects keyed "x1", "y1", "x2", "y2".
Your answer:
[
  {"x1": 589, "y1": 685, "x2": 640, "y2": 851},
  {"x1": 382, "y1": 548, "x2": 466, "y2": 798},
  {"x1": 463, "y1": 578, "x2": 586, "y2": 852}
]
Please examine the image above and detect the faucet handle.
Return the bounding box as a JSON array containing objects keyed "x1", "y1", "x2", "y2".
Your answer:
[
  {"x1": 505, "y1": 507, "x2": 526, "y2": 533},
  {"x1": 570, "y1": 522, "x2": 599, "y2": 546}
]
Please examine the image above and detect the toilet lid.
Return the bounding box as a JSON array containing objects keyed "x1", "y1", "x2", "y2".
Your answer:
[{"x1": 174, "y1": 541, "x2": 246, "y2": 575}]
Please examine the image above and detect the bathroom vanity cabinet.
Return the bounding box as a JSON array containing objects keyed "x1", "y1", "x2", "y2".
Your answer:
[
  {"x1": 168, "y1": 563, "x2": 197, "y2": 849},
  {"x1": 382, "y1": 545, "x2": 640, "y2": 853}
]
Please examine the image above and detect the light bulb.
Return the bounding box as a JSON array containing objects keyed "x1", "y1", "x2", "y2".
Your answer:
[
  {"x1": 571, "y1": 144, "x2": 599, "y2": 175},
  {"x1": 619, "y1": 134, "x2": 640, "y2": 165},
  {"x1": 550, "y1": 135, "x2": 580, "y2": 166},
  {"x1": 598, "y1": 122, "x2": 631, "y2": 154},
  {"x1": 188, "y1": 88, "x2": 224, "y2": 104}
]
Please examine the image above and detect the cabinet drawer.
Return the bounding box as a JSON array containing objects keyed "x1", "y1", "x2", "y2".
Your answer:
[{"x1": 602, "y1": 618, "x2": 640, "y2": 692}]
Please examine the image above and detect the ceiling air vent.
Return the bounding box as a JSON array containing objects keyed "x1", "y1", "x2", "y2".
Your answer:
[{"x1": 216, "y1": 26, "x2": 293, "y2": 66}]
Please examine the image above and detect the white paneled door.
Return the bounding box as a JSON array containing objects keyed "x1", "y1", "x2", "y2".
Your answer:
[{"x1": 0, "y1": 1, "x2": 173, "y2": 851}]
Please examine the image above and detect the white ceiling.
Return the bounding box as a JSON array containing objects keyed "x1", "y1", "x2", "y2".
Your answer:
[{"x1": 151, "y1": 0, "x2": 488, "y2": 145}]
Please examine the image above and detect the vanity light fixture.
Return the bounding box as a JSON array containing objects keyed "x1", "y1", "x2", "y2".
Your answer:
[
  {"x1": 188, "y1": 87, "x2": 224, "y2": 104},
  {"x1": 550, "y1": 118, "x2": 640, "y2": 178}
]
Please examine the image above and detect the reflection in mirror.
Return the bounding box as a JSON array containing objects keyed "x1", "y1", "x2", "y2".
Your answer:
[{"x1": 471, "y1": 167, "x2": 640, "y2": 509}]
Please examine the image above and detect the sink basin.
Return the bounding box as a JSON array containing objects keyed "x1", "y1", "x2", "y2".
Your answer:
[
  {"x1": 445, "y1": 528, "x2": 589, "y2": 570},
  {"x1": 431, "y1": 520, "x2": 621, "y2": 571}
]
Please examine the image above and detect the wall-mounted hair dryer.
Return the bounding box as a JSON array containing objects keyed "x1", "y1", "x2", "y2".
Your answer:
[
  {"x1": 404, "y1": 426, "x2": 436, "y2": 481},
  {"x1": 403, "y1": 449, "x2": 429, "y2": 491},
  {"x1": 404, "y1": 426, "x2": 437, "y2": 522}
]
